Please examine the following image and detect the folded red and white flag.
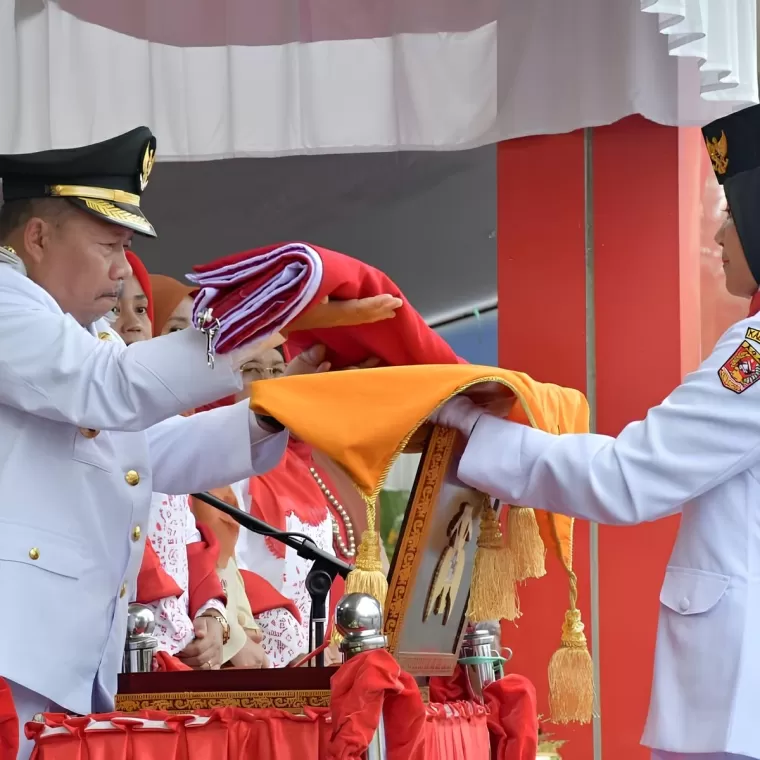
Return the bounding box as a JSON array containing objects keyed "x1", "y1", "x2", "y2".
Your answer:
[
  {"x1": 187, "y1": 242, "x2": 462, "y2": 367},
  {"x1": 187, "y1": 242, "x2": 323, "y2": 355}
]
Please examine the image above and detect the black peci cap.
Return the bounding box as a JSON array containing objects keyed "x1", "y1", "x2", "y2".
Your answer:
[
  {"x1": 0, "y1": 127, "x2": 157, "y2": 237},
  {"x1": 703, "y1": 105, "x2": 760, "y2": 285}
]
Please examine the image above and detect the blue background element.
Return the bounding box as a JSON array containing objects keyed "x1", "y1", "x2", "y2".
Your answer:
[{"x1": 434, "y1": 308, "x2": 498, "y2": 366}]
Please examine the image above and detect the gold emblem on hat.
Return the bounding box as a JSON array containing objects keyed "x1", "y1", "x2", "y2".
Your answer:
[
  {"x1": 140, "y1": 144, "x2": 156, "y2": 192},
  {"x1": 705, "y1": 130, "x2": 728, "y2": 176}
]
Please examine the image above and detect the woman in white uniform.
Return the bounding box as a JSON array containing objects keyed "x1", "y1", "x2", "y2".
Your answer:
[{"x1": 430, "y1": 104, "x2": 760, "y2": 760}]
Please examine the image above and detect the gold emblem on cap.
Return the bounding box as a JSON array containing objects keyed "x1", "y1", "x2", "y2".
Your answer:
[
  {"x1": 140, "y1": 144, "x2": 156, "y2": 192},
  {"x1": 705, "y1": 130, "x2": 728, "y2": 176}
]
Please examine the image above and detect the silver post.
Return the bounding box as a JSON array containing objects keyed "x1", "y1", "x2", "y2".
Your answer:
[
  {"x1": 335, "y1": 594, "x2": 388, "y2": 760},
  {"x1": 122, "y1": 604, "x2": 158, "y2": 674},
  {"x1": 459, "y1": 624, "x2": 512, "y2": 702}
]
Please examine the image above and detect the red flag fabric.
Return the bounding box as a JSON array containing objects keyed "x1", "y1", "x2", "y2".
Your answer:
[{"x1": 187, "y1": 243, "x2": 461, "y2": 368}]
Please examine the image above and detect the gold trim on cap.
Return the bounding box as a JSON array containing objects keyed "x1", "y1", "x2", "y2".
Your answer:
[
  {"x1": 81, "y1": 198, "x2": 154, "y2": 236},
  {"x1": 49, "y1": 185, "x2": 141, "y2": 206}
]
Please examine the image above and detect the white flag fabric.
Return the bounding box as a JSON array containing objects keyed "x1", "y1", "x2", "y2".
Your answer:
[{"x1": 0, "y1": 0, "x2": 756, "y2": 157}]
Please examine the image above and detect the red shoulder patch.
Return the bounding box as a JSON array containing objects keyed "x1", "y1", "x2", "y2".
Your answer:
[{"x1": 718, "y1": 340, "x2": 760, "y2": 393}]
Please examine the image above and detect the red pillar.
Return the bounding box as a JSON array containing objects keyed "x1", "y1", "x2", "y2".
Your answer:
[{"x1": 497, "y1": 117, "x2": 705, "y2": 760}]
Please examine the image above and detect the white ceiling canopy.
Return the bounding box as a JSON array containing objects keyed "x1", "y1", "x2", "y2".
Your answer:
[{"x1": 0, "y1": 0, "x2": 756, "y2": 157}]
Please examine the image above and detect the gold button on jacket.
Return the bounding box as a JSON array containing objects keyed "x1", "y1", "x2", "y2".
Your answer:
[
  {"x1": 124, "y1": 470, "x2": 140, "y2": 486},
  {"x1": 119, "y1": 583, "x2": 127, "y2": 598},
  {"x1": 28, "y1": 548, "x2": 40, "y2": 560},
  {"x1": 131, "y1": 525, "x2": 141, "y2": 541}
]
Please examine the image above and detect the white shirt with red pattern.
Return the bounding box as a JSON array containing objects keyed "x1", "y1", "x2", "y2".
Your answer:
[
  {"x1": 143, "y1": 492, "x2": 225, "y2": 656},
  {"x1": 231, "y1": 479, "x2": 334, "y2": 668}
]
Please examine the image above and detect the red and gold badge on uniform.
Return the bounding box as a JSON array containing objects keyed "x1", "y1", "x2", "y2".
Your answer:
[{"x1": 719, "y1": 332, "x2": 760, "y2": 393}]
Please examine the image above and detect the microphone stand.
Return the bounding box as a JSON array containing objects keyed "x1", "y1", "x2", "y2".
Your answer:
[{"x1": 191, "y1": 491, "x2": 352, "y2": 667}]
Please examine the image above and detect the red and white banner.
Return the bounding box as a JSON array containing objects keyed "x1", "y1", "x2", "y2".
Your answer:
[{"x1": 0, "y1": 0, "x2": 755, "y2": 157}]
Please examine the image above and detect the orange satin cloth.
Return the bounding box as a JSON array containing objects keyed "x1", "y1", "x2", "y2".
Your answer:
[{"x1": 250, "y1": 365, "x2": 588, "y2": 568}]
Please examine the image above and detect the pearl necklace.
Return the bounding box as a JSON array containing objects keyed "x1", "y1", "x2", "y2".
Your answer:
[{"x1": 309, "y1": 467, "x2": 356, "y2": 558}]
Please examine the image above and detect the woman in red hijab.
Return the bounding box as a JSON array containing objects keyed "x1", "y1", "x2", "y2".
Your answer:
[
  {"x1": 112, "y1": 254, "x2": 231, "y2": 671},
  {"x1": 110, "y1": 250, "x2": 153, "y2": 344}
]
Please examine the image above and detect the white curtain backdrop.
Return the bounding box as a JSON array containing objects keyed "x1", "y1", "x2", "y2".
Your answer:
[{"x1": 0, "y1": 0, "x2": 756, "y2": 158}]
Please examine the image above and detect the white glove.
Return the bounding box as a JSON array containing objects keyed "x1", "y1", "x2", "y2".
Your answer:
[{"x1": 428, "y1": 396, "x2": 485, "y2": 437}]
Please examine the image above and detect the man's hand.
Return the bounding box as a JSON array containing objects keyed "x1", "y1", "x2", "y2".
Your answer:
[
  {"x1": 229, "y1": 637, "x2": 270, "y2": 669},
  {"x1": 177, "y1": 615, "x2": 224, "y2": 670},
  {"x1": 285, "y1": 294, "x2": 403, "y2": 332},
  {"x1": 285, "y1": 344, "x2": 332, "y2": 377},
  {"x1": 285, "y1": 345, "x2": 382, "y2": 377},
  {"x1": 343, "y1": 357, "x2": 382, "y2": 371}
]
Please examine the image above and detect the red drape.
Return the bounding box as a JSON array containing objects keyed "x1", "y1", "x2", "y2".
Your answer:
[
  {"x1": 25, "y1": 703, "x2": 489, "y2": 760},
  {"x1": 0, "y1": 677, "x2": 18, "y2": 760},
  {"x1": 482, "y1": 676, "x2": 538, "y2": 760},
  {"x1": 429, "y1": 665, "x2": 474, "y2": 703},
  {"x1": 424, "y1": 703, "x2": 491, "y2": 760},
  {"x1": 327, "y1": 649, "x2": 426, "y2": 760}
]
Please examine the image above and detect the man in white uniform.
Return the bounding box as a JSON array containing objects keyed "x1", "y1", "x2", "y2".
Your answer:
[
  {"x1": 430, "y1": 105, "x2": 760, "y2": 760},
  {"x1": 0, "y1": 127, "x2": 289, "y2": 759}
]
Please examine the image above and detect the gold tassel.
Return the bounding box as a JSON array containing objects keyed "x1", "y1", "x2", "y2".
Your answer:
[
  {"x1": 506, "y1": 506, "x2": 546, "y2": 582},
  {"x1": 548, "y1": 574, "x2": 594, "y2": 724},
  {"x1": 343, "y1": 528, "x2": 388, "y2": 606},
  {"x1": 343, "y1": 494, "x2": 388, "y2": 609},
  {"x1": 467, "y1": 502, "x2": 521, "y2": 623}
]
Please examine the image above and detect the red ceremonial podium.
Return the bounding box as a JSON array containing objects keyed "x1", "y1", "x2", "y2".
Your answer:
[{"x1": 26, "y1": 654, "x2": 509, "y2": 760}]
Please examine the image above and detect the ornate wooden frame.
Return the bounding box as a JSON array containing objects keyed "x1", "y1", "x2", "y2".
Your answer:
[{"x1": 384, "y1": 425, "x2": 482, "y2": 676}]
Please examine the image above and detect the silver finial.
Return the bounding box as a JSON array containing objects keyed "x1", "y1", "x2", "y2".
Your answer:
[
  {"x1": 335, "y1": 593, "x2": 387, "y2": 660},
  {"x1": 126, "y1": 603, "x2": 156, "y2": 637},
  {"x1": 123, "y1": 604, "x2": 159, "y2": 674}
]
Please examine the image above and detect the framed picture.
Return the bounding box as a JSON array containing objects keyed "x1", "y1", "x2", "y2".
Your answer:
[{"x1": 384, "y1": 425, "x2": 487, "y2": 676}]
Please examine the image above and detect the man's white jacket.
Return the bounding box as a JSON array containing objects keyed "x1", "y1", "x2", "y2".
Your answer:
[{"x1": 0, "y1": 266, "x2": 287, "y2": 714}]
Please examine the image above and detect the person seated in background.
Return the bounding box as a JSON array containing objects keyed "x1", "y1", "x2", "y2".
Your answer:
[
  {"x1": 234, "y1": 344, "x2": 392, "y2": 667},
  {"x1": 113, "y1": 255, "x2": 262, "y2": 670},
  {"x1": 149, "y1": 273, "x2": 194, "y2": 335},
  {"x1": 147, "y1": 272, "x2": 295, "y2": 668}
]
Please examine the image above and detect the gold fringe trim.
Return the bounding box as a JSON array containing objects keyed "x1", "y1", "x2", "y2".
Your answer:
[
  {"x1": 548, "y1": 573, "x2": 594, "y2": 724},
  {"x1": 467, "y1": 501, "x2": 520, "y2": 623},
  {"x1": 506, "y1": 506, "x2": 546, "y2": 582}
]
